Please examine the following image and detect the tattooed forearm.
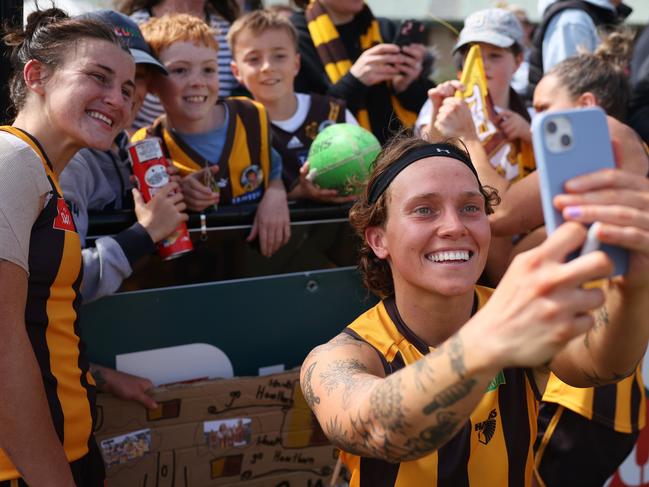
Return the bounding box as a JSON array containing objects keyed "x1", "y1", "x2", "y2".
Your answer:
[
  {"x1": 412, "y1": 357, "x2": 436, "y2": 391},
  {"x1": 319, "y1": 359, "x2": 371, "y2": 409},
  {"x1": 302, "y1": 361, "x2": 321, "y2": 408},
  {"x1": 370, "y1": 375, "x2": 408, "y2": 434},
  {"x1": 325, "y1": 415, "x2": 365, "y2": 456},
  {"x1": 422, "y1": 378, "x2": 477, "y2": 415},
  {"x1": 404, "y1": 411, "x2": 460, "y2": 456},
  {"x1": 448, "y1": 334, "x2": 466, "y2": 379}
]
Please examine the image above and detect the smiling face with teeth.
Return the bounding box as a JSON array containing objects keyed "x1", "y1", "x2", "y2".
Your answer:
[
  {"x1": 154, "y1": 41, "x2": 220, "y2": 133},
  {"x1": 366, "y1": 157, "x2": 491, "y2": 299},
  {"x1": 231, "y1": 27, "x2": 300, "y2": 109},
  {"x1": 37, "y1": 38, "x2": 135, "y2": 157}
]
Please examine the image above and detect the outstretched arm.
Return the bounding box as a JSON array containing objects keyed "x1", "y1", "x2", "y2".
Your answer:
[
  {"x1": 302, "y1": 222, "x2": 610, "y2": 462},
  {"x1": 301, "y1": 332, "x2": 498, "y2": 462},
  {"x1": 547, "y1": 169, "x2": 649, "y2": 388}
]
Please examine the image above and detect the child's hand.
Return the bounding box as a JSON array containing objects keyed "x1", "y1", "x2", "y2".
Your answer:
[
  {"x1": 420, "y1": 81, "x2": 465, "y2": 139},
  {"x1": 166, "y1": 164, "x2": 181, "y2": 184},
  {"x1": 435, "y1": 97, "x2": 478, "y2": 141},
  {"x1": 247, "y1": 179, "x2": 291, "y2": 257},
  {"x1": 288, "y1": 163, "x2": 357, "y2": 204},
  {"x1": 392, "y1": 43, "x2": 427, "y2": 93},
  {"x1": 133, "y1": 182, "x2": 188, "y2": 243},
  {"x1": 498, "y1": 109, "x2": 531, "y2": 143},
  {"x1": 180, "y1": 166, "x2": 220, "y2": 212}
]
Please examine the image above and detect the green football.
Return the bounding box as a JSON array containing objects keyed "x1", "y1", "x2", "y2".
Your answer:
[{"x1": 307, "y1": 123, "x2": 381, "y2": 195}]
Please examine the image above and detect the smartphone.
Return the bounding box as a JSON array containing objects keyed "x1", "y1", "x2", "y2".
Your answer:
[
  {"x1": 393, "y1": 20, "x2": 426, "y2": 47},
  {"x1": 531, "y1": 106, "x2": 628, "y2": 275}
]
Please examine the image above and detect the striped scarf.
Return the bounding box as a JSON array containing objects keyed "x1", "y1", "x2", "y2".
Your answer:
[{"x1": 305, "y1": 0, "x2": 417, "y2": 131}]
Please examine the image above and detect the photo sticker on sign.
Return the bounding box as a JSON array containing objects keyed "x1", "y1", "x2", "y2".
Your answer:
[
  {"x1": 99, "y1": 429, "x2": 152, "y2": 468},
  {"x1": 204, "y1": 417, "x2": 252, "y2": 449}
]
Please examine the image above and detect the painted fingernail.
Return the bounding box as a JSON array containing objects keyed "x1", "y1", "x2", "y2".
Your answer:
[{"x1": 564, "y1": 206, "x2": 582, "y2": 218}]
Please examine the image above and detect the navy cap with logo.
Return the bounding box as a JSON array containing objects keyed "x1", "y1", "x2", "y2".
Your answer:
[{"x1": 78, "y1": 9, "x2": 167, "y2": 75}]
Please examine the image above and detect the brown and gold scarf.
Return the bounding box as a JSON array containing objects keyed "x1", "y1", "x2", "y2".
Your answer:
[{"x1": 305, "y1": 0, "x2": 417, "y2": 131}]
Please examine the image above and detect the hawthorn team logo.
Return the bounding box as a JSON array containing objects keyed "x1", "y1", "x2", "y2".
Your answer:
[
  {"x1": 53, "y1": 198, "x2": 76, "y2": 232},
  {"x1": 475, "y1": 409, "x2": 498, "y2": 445}
]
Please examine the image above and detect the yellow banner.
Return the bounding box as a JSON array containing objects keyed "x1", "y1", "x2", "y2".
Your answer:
[
  {"x1": 455, "y1": 45, "x2": 533, "y2": 182},
  {"x1": 456, "y1": 44, "x2": 496, "y2": 139}
]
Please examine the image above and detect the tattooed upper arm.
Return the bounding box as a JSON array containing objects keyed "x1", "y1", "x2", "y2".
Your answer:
[{"x1": 300, "y1": 333, "x2": 385, "y2": 413}]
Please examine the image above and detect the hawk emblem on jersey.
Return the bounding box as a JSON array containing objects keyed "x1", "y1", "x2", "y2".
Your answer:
[
  {"x1": 475, "y1": 409, "x2": 497, "y2": 445},
  {"x1": 53, "y1": 198, "x2": 76, "y2": 232}
]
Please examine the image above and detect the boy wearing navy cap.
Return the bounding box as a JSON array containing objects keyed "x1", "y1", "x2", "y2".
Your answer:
[{"x1": 58, "y1": 12, "x2": 187, "y2": 407}]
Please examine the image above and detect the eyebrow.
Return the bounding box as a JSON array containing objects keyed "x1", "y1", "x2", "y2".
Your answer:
[
  {"x1": 91, "y1": 63, "x2": 136, "y2": 90},
  {"x1": 405, "y1": 190, "x2": 483, "y2": 202}
]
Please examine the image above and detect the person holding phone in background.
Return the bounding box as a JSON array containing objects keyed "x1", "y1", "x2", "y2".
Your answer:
[{"x1": 290, "y1": 0, "x2": 432, "y2": 144}]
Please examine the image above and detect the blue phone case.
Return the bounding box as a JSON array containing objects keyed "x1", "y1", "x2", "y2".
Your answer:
[{"x1": 531, "y1": 107, "x2": 628, "y2": 275}]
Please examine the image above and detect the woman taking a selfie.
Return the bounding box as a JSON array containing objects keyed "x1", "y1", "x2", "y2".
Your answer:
[
  {"x1": 0, "y1": 8, "x2": 135, "y2": 486},
  {"x1": 301, "y1": 135, "x2": 649, "y2": 485}
]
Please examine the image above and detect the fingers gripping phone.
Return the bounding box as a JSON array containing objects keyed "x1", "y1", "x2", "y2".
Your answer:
[
  {"x1": 393, "y1": 19, "x2": 426, "y2": 47},
  {"x1": 531, "y1": 107, "x2": 628, "y2": 275}
]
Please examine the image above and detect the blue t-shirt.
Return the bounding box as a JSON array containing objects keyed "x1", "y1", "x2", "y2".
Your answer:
[{"x1": 173, "y1": 106, "x2": 282, "y2": 181}]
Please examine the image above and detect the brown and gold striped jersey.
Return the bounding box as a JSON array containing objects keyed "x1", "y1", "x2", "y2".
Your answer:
[{"x1": 341, "y1": 286, "x2": 540, "y2": 487}]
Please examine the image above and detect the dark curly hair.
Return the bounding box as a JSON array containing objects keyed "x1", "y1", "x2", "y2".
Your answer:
[{"x1": 349, "y1": 135, "x2": 500, "y2": 299}]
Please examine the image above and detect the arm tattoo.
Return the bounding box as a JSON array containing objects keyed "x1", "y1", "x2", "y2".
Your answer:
[
  {"x1": 412, "y1": 357, "x2": 436, "y2": 391},
  {"x1": 448, "y1": 334, "x2": 467, "y2": 379},
  {"x1": 324, "y1": 415, "x2": 364, "y2": 455},
  {"x1": 404, "y1": 411, "x2": 460, "y2": 456},
  {"x1": 584, "y1": 306, "x2": 610, "y2": 349},
  {"x1": 91, "y1": 366, "x2": 107, "y2": 390},
  {"x1": 370, "y1": 375, "x2": 408, "y2": 434},
  {"x1": 596, "y1": 306, "x2": 609, "y2": 329},
  {"x1": 302, "y1": 361, "x2": 320, "y2": 408},
  {"x1": 310, "y1": 334, "x2": 365, "y2": 356},
  {"x1": 319, "y1": 358, "x2": 370, "y2": 409},
  {"x1": 580, "y1": 367, "x2": 630, "y2": 387},
  {"x1": 422, "y1": 378, "x2": 477, "y2": 415}
]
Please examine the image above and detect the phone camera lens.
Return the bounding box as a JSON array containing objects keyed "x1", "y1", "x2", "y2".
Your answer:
[
  {"x1": 547, "y1": 121, "x2": 558, "y2": 134},
  {"x1": 560, "y1": 134, "x2": 572, "y2": 147}
]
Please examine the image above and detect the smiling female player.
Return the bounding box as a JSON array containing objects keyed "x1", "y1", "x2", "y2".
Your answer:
[
  {"x1": 301, "y1": 135, "x2": 649, "y2": 486},
  {"x1": 0, "y1": 8, "x2": 135, "y2": 486}
]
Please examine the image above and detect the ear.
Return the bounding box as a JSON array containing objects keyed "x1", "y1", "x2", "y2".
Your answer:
[
  {"x1": 23, "y1": 59, "x2": 51, "y2": 96},
  {"x1": 294, "y1": 52, "x2": 301, "y2": 76},
  {"x1": 576, "y1": 91, "x2": 598, "y2": 108},
  {"x1": 231, "y1": 60, "x2": 243, "y2": 84},
  {"x1": 365, "y1": 225, "x2": 389, "y2": 260},
  {"x1": 513, "y1": 52, "x2": 524, "y2": 71}
]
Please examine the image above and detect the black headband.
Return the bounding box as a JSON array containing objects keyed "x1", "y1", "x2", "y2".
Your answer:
[{"x1": 367, "y1": 143, "x2": 482, "y2": 204}]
